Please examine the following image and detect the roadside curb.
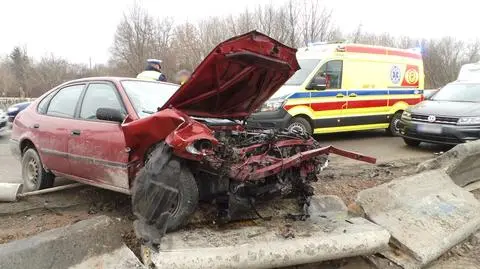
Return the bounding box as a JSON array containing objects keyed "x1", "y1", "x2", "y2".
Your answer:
[{"x1": 0, "y1": 215, "x2": 143, "y2": 269}]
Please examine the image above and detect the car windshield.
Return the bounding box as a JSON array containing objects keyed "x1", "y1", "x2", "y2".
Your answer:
[
  {"x1": 431, "y1": 83, "x2": 480, "y2": 102},
  {"x1": 284, "y1": 59, "x2": 320, "y2": 86},
  {"x1": 121, "y1": 80, "x2": 179, "y2": 118}
]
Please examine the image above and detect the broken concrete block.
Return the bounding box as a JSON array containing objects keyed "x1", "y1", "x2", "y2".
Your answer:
[
  {"x1": 0, "y1": 216, "x2": 143, "y2": 269},
  {"x1": 417, "y1": 140, "x2": 480, "y2": 187},
  {"x1": 149, "y1": 195, "x2": 390, "y2": 269},
  {"x1": 357, "y1": 170, "x2": 480, "y2": 268}
]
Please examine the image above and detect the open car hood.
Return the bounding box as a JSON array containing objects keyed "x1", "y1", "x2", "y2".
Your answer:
[{"x1": 161, "y1": 31, "x2": 299, "y2": 119}]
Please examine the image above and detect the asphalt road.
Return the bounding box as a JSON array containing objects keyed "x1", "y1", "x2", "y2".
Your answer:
[{"x1": 0, "y1": 129, "x2": 445, "y2": 184}]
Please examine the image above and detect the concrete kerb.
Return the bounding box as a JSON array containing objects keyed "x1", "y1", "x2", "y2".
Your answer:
[
  {"x1": 356, "y1": 170, "x2": 480, "y2": 268},
  {"x1": 417, "y1": 140, "x2": 480, "y2": 187},
  {"x1": 0, "y1": 215, "x2": 144, "y2": 269},
  {"x1": 147, "y1": 195, "x2": 391, "y2": 269}
]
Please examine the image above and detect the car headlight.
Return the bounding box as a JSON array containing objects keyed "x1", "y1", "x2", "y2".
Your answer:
[
  {"x1": 401, "y1": 111, "x2": 412, "y2": 120},
  {"x1": 259, "y1": 99, "x2": 285, "y2": 112},
  {"x1": 7, "y1": 107, "x2": 19, "y2": 113},
  {"x1": 458, "y1": 117, "x2": 480, "y2": 125}
]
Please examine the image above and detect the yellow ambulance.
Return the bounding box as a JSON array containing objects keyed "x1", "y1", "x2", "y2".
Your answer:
[{"x1": 247, "y1": 42, "x2": 425, "y2": 136}]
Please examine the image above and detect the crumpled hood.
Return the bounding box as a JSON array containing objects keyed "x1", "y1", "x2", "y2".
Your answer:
[{"x1": 161, "y1": 31, "x2": 300, "y2": 119}]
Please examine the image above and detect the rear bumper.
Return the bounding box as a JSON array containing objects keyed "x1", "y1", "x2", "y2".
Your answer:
[
  {"x1": 399, "y1": 119, "x2": 480, "y2": 145},
  {"x1": 246, "y1": 109, "x2": 292, "y2": 130}
]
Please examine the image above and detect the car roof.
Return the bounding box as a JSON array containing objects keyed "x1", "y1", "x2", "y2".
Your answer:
[{"x1": 63, "y1": 76, "x2": 179, "y2": 87}]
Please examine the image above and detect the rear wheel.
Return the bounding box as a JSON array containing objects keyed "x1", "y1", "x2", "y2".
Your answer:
[
  {"x1": 403, "y1": 138, "x2": 421, "y2": 147},
  {"x1": 287, "y1": 117, "x2": 313, "y2": 136},
  {"x1": 386, "y1": 111, "x2": 403, "y2": 136},
  {"x1": 21, "y1": 148, "x2": 55, "y2": 192}
]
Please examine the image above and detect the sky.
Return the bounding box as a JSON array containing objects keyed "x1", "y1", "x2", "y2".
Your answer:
[{"x1": 0, "y1": 0, "x2": 478, "y2": 64}]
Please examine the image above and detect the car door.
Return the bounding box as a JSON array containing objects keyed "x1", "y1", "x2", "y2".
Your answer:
[
  {"x1": 308, "y1": 60, "x2": 347, "y2": 130},
  {"x1": 36, "y1": 84, "x2": 85, "y2": 175},
  {"x1": 67, "y1": 82, "x2": 130, "y2": 192}
]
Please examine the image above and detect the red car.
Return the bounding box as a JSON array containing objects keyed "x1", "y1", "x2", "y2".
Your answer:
[{"x1": 10, "y1": 32, "x2": 374, "y2": 243}]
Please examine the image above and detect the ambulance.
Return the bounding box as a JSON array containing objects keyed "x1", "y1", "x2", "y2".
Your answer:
[{"x1": 247, "y1": 42, "x2": 425, "y2": 136}]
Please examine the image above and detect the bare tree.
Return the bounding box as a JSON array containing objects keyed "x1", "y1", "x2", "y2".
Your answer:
[
  {"x1": 110, "y1": 3, "x2": 163, "y2": 75},
  {"x1": 300, "y1": 0, "x2": 335, "y2": 45}
]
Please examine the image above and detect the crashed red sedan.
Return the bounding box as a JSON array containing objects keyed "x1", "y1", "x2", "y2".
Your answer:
[{"x1": 10, "y1": 31, "x2": 375, "y2": 243}]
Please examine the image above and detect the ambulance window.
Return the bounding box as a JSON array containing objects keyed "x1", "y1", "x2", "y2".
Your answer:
[
  {"x1": 312, "y1": 60, "x2": 343, "y2": 89},
  {"x1": 325, "y1": 60, "x2": 343, "y2": 89}
]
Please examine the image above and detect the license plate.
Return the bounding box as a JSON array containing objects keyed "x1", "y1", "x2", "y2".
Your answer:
[{"x1": 417, "y1": 124, "x2": 442, "y2": 134}]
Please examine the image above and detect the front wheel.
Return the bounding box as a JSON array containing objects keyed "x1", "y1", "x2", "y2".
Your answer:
[
  {"x1": 287, "y1": 117, "x2": 313, "y2": 136},
  {"x1": 386, "y1": 111, "x2": 403, "y2": 136},
  {"x1": 132, "y1": 142, "x2": 199, "y2": 234}
]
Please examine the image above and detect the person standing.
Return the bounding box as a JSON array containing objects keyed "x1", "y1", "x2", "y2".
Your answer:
[
  {"x1": 175, "y1": 69, "x2": 192, "y2": 85},
  {"x1": 136, "y1": 59, "x2": 167, "y2": 82}
]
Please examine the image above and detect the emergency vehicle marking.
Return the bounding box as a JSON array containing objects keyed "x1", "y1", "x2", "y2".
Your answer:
[
  {"x1": 390, "y1": 65, "x2": 402, "y2": 84},
  {"x1": 284, "y1": 89, "x2": 423, "y2": 111}
]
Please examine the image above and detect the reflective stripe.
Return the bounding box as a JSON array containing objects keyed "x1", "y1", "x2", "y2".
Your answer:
[
  {"x1": 288, "y1": 89, "x2": 422, "y2": 99},
  {"x1": 136, "y1": 70, "x2": 162, "y2": 81}
]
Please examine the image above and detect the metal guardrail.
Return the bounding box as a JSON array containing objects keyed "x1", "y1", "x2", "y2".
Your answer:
[{"x1": 0, "y1": 98, "x2": 35, "y2": 110}]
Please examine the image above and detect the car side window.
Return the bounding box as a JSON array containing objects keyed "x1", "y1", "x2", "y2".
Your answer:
[
  {"x1": 312, "y1": 60, "x2": 343, "y2": 89},
  {"x1": 46, "y1": 85, "x2": 84, "y2": 118},
  {"x1": 37, "y1": 90, "x2": 57, "y2": 114},
  {"x1": 80, "y1": 83, "x2": 123, "y2": 120}
]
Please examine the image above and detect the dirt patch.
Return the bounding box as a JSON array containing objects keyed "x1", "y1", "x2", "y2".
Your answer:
[{"x1": 316, "y1": 158, "x2": 425, "y2": 204}]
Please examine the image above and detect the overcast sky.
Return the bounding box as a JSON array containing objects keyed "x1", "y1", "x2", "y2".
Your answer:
[{"x1": 0, "y1": 0, "x2": 477, "y2": 64}]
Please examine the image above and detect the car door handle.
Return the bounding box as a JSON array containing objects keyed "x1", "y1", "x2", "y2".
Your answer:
[
  {"x1": 336, "y1": 93, "x2": 344, "y2": 98},
  {"x1": 71, "y1": 130, "x2": 81, "y2": 136},
  {"x1": 349, "y1": 93, "x2": 357, "y2": 97},
  {"x1": 33, "y1": 124, "x2": 39, "y2": 129}
]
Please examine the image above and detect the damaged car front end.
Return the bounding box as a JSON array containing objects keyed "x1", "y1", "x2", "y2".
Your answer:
[{"x1": 129, "y1": 31, "x2": 376, "y2": 248}]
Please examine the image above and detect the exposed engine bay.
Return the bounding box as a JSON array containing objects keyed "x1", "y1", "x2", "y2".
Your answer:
[{"x1": 191, "y1": 128, "x2": 329, "y2": 222}]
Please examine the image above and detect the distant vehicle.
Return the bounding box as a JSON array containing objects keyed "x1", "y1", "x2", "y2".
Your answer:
[
  {"x1": 458, "y1": 62, "x2": 480, "y2": 81},
  {"x1": 247, "y1": 42, "x2": 425, "y2": 136},
  {"x1": 399, "y1": 80, "x2": 480, "y2": 145},
  {"x1": 0, "y1": 109, "x2": 7, "y2": 134},
  {"x1": 7, "y1": 101, "x2": 31, "y2": 122}
]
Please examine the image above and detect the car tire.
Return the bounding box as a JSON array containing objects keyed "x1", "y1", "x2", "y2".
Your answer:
[
  {"x1": 403, "y1": 138, "x2": 421, "y2": 147},
  {"x1": 288, "y1": 117, "x2": 313, "y2": 136},
  {"x1": 386, "y1": 111, "x2": 403, "y2": 136},
  {"x1": 21, "y1": 148, "x2": 55, "y2": 192},
  {"x1": 132, "y1": 142, "x2": 199, "y2": 233}
]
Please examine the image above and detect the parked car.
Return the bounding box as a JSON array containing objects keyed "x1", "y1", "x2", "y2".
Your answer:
[
  {"x1": 10, "y1": 32, "x2": 374, "y2": 242},
  {"x1": 399, "y1": 80, "x2": 480, "y2": 145},
  {"x1": 0, "y1": 109, "x2": 7, "y2": 134},
  {"x1": 7, "y1": 101, "x2": 31, "y2": 122}
]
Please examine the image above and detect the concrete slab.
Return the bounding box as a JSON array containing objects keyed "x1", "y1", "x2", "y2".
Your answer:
[
  {"x1": 417, "y1": 140, "x2": 480, "y2": 187},
  {"x1": 0, "y1": 215, "x2": 140, "y2": 269},
  {"x1": 357, "y1": 170, "x2": 480, "y2": 268},
  {"x1": 148, "y1": 195, "x2": 390, "y2": 269},
  {"x1": 69, "y1": 245, "x2": 144, "y2": 269}
]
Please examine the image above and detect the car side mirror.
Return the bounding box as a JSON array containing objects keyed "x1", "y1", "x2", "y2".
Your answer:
[
  {"x1": 306, "y1": 76, "x2": 327, "y2": 91},
  {"x1": 96, "y1": 108, "x2": 124, "y2": 123}
]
